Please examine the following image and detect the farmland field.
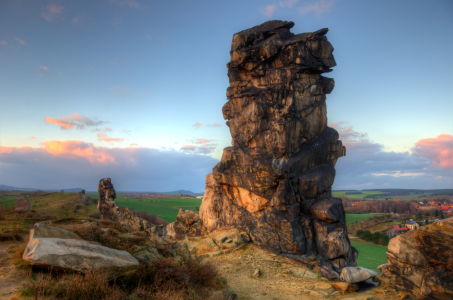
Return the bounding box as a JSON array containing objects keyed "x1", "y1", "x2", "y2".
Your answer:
[
  {"x1": 114, "y1": 197, "x2": 202, "y2": 223},
  {"x1": 0, "y1": 196, "x2": 22, "y2": 208},
  {"x1": 332, "y1": 191, "x2": 383, "y2": 199},
  {"x1": 350, "y1": 239, "x2": 388, "y2": 273},
  {"x1": 346, "y1": 213, "x2": 382, "y2": 225}
]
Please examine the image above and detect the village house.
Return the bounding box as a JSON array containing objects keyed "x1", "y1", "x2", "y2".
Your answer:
[{"x1": 406, "y1": 220, "x2": 420, "y2": 230}]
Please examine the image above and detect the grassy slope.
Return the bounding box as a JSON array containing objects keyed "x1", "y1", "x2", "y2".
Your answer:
[
  {"x1": 350, "y1": 239, "x2": 388, "y2": 273},
  {"x1": 346, "y1": 213, "x2": 382, "y2": 226},
  {"x1": 114, "y1": 197, "x2": 202, "y2": 223},
  {"x1": 29, "y1": 193, "x2": 98, "y2": 219}
]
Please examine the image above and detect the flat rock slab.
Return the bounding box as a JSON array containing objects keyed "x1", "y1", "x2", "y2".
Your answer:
[
  {"x1": 340, "y1": 266, "x2": 378, "y2": 283},
  {"x1": 22, "y1": 223, "x2": 138, "y2": 279}
]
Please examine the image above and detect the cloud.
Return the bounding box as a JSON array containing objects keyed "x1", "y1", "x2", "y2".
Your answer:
[
  {"x1": 30, "y1": 136, "x2": 37, "y2": 139},
  {"x1": 280, "y1": 0, "x2": 298, "y2": 7},
  {"x1": 299, "y1": 0, "x2": 335, "y2": 16},
  {"x1": 39, "y1": 66, "x2": 49, "y2": 75},
  {"x1": 41, "y1": 5, "x2": 64, "y2": 21},
  {"x1": 0, "y1": 141, "x2": 218, "y2": 192},
  {"x1": 194, "y1": 139, "x2": 211, "y2": 144},
  {"x1": 105, "y1": 127, "x2": 113, "y2": 132},
  {"x1": 207, "y1": 123, "x2": 222, "y2": 127},
  {"x1": 121, "y1": 129, "x2": 132, "y2": 135},
  {"x1": 181, "y1": 145, "x2": 197, "y2": 151},
  {"x1": 14, "y1": 38, "x2": 26, "y2": 46},
  {"x1": 109, "y1": 85, "x2": 129, "y2": 97},
  {"x1": 45, "y1": 113, "x2": 105, "y2": 130},
  {"x1": 72, "y1": 15, "x2": 88, "y2": 24},
  {"x1": 0, "y1": 41, "x2": 7, "y2": 45},
  {"x1": 181, "y1": 143, "x2": 217, "y2": 155},
  {"x1": 412, "y1": 134, "x2": 453, "y2": 169},
  {"x1": 109, "y1": 0, "x2": 140, "y2": 8},
  {"x1": 193, "y1": 122, "x2": 202, "y2": 128},
  {"x1": 130, "y1": 143, "x2": 139, "y2": 146},
  {"x1": 329, "y1": 122, "x2": 452, "y2": 189},
  {"x1": 107, "y1": 58, "x2": 119, "y2": 65},
  {"x1": 97, "y1": 133, "x2": 125, "y2": 143},
  {"x1": 138, "y1": 92, "x2": 151, "y2": 98},
  {"x1": 371, "y1": 171, "x2": 425, "y2": 178},
  {"x1": 261, "y1": 4, "x2": 277, "y2": 17}
]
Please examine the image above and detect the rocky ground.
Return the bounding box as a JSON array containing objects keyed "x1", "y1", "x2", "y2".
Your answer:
[{"x1": 205, "y1": 244, "x2": 398, "y2": 300}]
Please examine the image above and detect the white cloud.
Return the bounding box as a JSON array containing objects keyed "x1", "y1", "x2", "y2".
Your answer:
[
  {"x1": 261, "y1": 4, "x2": 277, "y2": 17},
  {"x1": 299, "y1": 0, "x2": 335, "y2": 16}
]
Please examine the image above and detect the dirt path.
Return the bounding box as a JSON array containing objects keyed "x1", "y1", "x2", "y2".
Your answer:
[
  {"x1": 0, "y1": 239, "x2": 25, "y2": 300},
  {"x1": 206, "y1": 245, "x2": 396, "y2": 300}
]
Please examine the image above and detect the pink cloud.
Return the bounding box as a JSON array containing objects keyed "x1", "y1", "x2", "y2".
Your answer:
[
  {"x1": 130, "y1": 143, "x2": 139, "y2": 146},
  {"x1": 413, "y1": 134, "x2": 453, "y2": 169},
  {"x1": 207, "y1": 123, "x2": 222, "y2": 127},
  {"x1": 30, "y1": 136, "x2": 37, "y2": 139},
  {"x1": 329, "y1": 122, "x2": 381, "y2": 153},
  {"x1": 42, "y1": 5, "x2": 64, "y2": 21},
  {"x1": 97, "y1": 133, "x2": 124, "y2": 143},
  {"x1": 45, "y1": 117, "x2": 78, "y2": 130},
  {"x1": 14, "y1": 38, "x2": 26, "y2": 46},
  {"x1": 195, "y1": 138, "x2": 211, "y2": 144},
  {"x1": 181, "y1": 145, "x2": 197, "y2": 151},
  {"x1": 45, "y1": 114, "x2": 105, "y2": 130},
  {"x1": 193, "y1": 122, "x2": 202, "y2": 128}
]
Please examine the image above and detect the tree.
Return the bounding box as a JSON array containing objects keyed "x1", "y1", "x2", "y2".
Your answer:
[
  {"x1": 425, "y1": 212, "x2": 430, "y2": 217},
  {"x1": 415, "y1": 212, "x2": 422, "y2": 220},
  {"x1": 434, "y1": 209, "x2": 439, "y2": 217},
  {"x1": 381, "y1": 235, "x2": 390, "y2": 246},
  {"x1": 440, "y1": 211, "x2": 445, "y2": 219}
]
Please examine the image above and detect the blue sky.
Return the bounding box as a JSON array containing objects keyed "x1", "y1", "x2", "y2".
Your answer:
[{"x1": 0, "y1": 0, "x2": 452, "y2": 192}]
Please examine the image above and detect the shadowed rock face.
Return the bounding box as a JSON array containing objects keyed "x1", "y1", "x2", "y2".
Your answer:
[
  {"x1": 199, "y1": 20, "x2": 357, "y2": 270},
  {"x1": 378, "y1": 217, "x2": 453, "y2": 300}
]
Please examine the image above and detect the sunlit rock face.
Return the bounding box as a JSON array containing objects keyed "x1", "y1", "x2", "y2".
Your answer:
[{"x1": 200, "y1": 20, "x2": 357, "y2": 269}]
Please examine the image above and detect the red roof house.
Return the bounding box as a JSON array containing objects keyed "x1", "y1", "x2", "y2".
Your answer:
[
  {"x1": 392, "y1": 225, "x2": 400, "y2": 229},
  {"x1": 401, "y1": 227, "x2": 408, "y2": 230}
]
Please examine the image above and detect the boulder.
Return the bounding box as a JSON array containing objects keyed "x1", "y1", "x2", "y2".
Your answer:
[
  {"x1": 340, "y1": 266, "x2": 378, "y2": 283},
  {"x1": 22, "y1": 223, "x2": 139, "y2": 279},
  {"x1": 380, "y1": 217, "x2": 453, "y2": 300},
  {"x1": 167, "y1": 209, "x2": 204, "y2": 240},
  {"x1": 199, "y1": 20, "x2": 356, "y2": 271}
]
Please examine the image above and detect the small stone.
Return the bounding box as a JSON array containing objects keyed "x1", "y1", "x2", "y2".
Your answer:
[
  {"x1": 252, "y1": 268, "x2": 260, "y2": 278},
  {"x1": 315, "y1": 282, "x2": 335, "y2": 294},
  {"x1": 332, "y1": 282, "x2": 349, "y2": 292}
]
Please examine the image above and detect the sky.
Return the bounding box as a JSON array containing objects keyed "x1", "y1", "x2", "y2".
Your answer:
[{"x1": 0, "y1": 0, "x2": 452, "y2": 192}]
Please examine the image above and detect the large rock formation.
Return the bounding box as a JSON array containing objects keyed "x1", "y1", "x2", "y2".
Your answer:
[
  {"x1": 378, "y1": 217, "x2": 453, "y2": 300},
  {"x1": 22, "y1": 223, "x2": 139, "y2": 278},
  {"x1": 98, "y1": 178, "x2": 151, "y2": 232},
  {"x1": 199, "y1": 20, "x2": 357, "y2": 271}
]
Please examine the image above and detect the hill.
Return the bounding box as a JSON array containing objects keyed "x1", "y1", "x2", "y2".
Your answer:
[{"x1": 0, "y1": 185, "x2": 83, "y2": 193}]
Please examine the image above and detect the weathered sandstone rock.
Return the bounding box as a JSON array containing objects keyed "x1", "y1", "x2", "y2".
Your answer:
[
  {"x1": 199, "y1": 20, "x2": 356, "y2": 271},
  {"x1": 340, "y1": 266, "x2": 378, "y2": 283},
  {"x1": 22, "y1": 223, "x2": 139, "y2": 278},
  {"x1": 98, "y1": 178, "x2": 156, "y2": 232},
  {"x1": 166, "y1": 208, "x2": 204, "y2": 240},
  {"x1": 379, "y1": 217, "x2": 453, "y2": 300}
]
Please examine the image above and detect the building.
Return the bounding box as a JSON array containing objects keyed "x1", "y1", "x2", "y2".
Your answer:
[{"x1": 405, "y1": 221, "x2": 419, "y2": 230}]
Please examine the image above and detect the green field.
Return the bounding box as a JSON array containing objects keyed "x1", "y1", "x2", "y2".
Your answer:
[
  {"x1": 346, "y1": 214, "x2": 381, "y2": 225},
  {"x1": 332, "y1": 191, "x2": 383, "y2": 199},
  {"x1": 350, "y1": 239, "x2": 388, "y2": 273},
  {"x1": 114, "y1": 197, "x2": 202, "y2": 223},
  {"x1": 0, "y1": 196, "x2": 22, "y2": 209}
]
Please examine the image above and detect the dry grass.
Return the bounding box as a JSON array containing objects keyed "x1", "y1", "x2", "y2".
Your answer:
[
  {"x1": 25, "y1": 256, "x2": 228, "y2": 300},
  {"x1": 133, "y1": 210, "x2": 169, "y2": 226}
]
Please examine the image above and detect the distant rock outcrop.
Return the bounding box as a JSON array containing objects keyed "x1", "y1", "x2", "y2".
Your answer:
[
  {"x1": 378, "y1": 217, "x2": 453, "y2": 300},
  {"x1": 98, "y1": 178, "x2": 152, "y2": 232},
  {"x1": 199, "y1": 20, "x2": 357, "y2": 271}
]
